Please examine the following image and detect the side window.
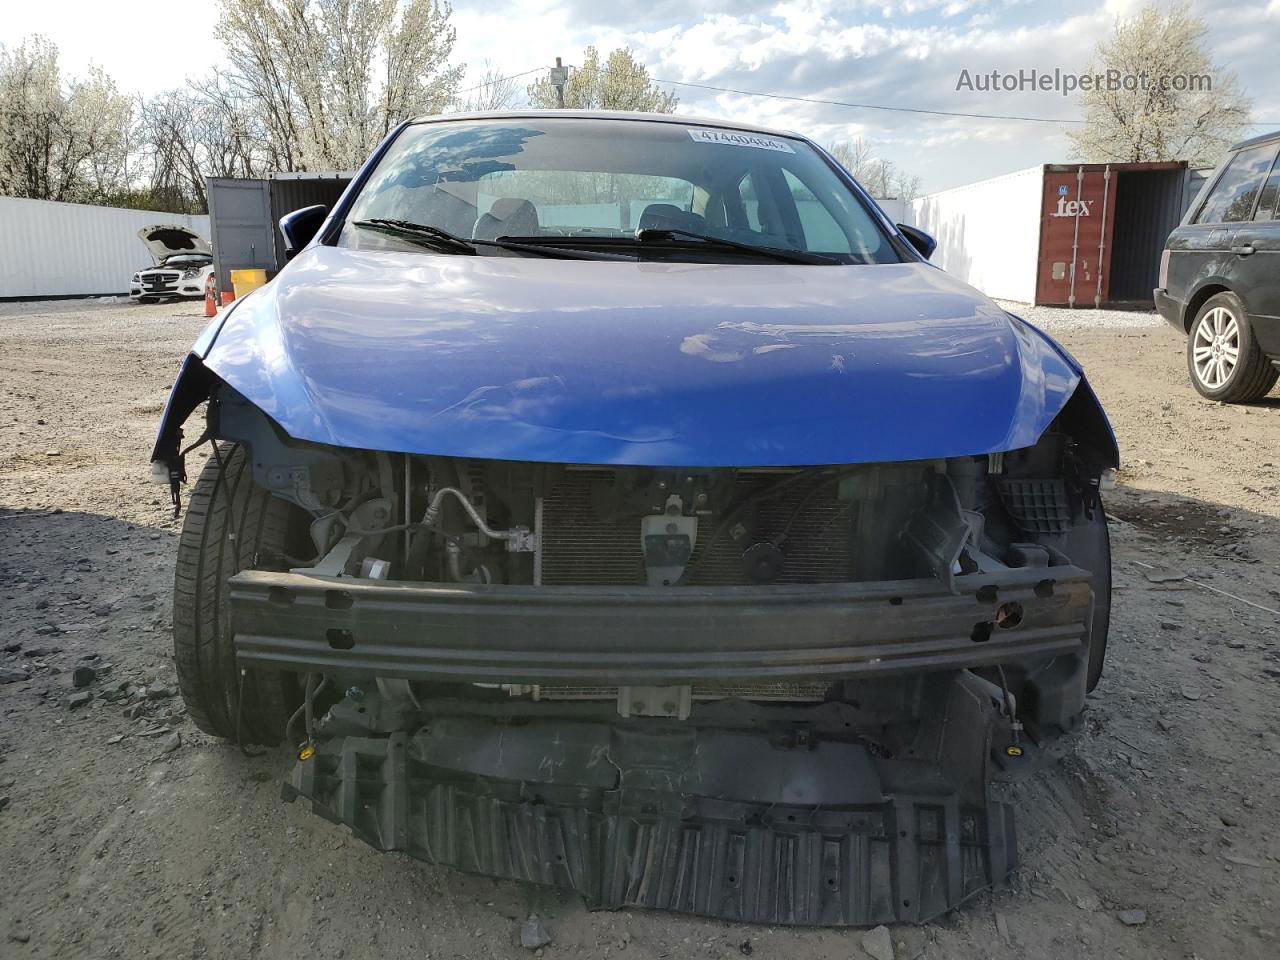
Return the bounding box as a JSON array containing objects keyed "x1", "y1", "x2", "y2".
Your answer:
[
  {"x1": 1196, "y1": 144, "x2": 1279, "y2": 224},
  {"x1": 1253, "y1": 154, "x2": 1280, "y2": 221},
  {"x1": 782, "y1": 170, "x2": 853, "y2": 253}
]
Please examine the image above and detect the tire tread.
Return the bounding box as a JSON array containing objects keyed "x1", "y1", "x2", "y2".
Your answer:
[{"x1": 173, "y1": 444, "x2": 297, "y2": 744}]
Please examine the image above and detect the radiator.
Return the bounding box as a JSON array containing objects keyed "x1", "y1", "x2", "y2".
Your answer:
[{"x1": 538, "y1": 471, "x2": 854, "y2": 586}]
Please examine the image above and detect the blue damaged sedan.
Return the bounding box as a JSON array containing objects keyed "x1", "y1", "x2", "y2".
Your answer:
[{"x1": 151, "y1": 111, "x2": 1118, "y2": 926}]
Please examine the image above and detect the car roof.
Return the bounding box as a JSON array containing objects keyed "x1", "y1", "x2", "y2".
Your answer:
[
  {"x1": 409, "y1": 109, "x2": 805, "y2": 142},
  {"x1": 1230, "y1": 129, "x2": 1280, "y2": 152}
]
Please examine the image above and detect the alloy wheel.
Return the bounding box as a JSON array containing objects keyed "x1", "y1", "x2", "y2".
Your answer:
[{"x1": 1191, "y1": 306, "x2": 1240, "y2": 389}]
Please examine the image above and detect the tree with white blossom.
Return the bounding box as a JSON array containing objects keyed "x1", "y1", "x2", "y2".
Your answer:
[
  {"x1": 215, "y1": 0, "x2": 463, "y2": 171},
  {"x1": 1067, "y1": 2, "x2": 1251, "y2": 166},
  {"x1": 0, "y1": 36, "x2": 133, "y2": 202}
]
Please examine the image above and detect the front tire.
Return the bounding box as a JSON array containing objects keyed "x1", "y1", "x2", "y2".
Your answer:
[
  {"x1": 1079, "y1": 508, "x2": 1112, "y2": 692},
  {"x1": 1187, "y1": 292, "x2": 1278, "y2": 402},
  {"x1": 173, "y1": 444, "x2": 301, "y2": 745}
]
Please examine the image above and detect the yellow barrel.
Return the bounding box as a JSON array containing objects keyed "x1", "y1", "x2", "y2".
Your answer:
[{"x1": 230, "y1": 268, "x2": 268, "y2": 298}]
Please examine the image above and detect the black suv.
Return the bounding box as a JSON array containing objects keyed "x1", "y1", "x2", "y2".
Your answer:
[{"x1": 1156, "y1": 130, "x2": 1280, "y2": 402}]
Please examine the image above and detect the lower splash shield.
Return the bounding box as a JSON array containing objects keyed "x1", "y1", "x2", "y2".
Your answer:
[{"x1": 283, "y1": 673, "x2": 1017, "y2": 926}]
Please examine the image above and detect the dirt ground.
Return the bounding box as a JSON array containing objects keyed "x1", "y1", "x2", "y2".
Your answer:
[{"x1": 1, "y1": 297, "x2": 1278, "y2": 960}]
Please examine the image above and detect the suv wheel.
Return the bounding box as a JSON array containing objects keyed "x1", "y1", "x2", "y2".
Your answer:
[{"x1": 1187, "y1": 292, "x2": 1278, "y2": 402}]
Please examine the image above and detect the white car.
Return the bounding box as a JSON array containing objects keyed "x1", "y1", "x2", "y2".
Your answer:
[{"x1": 130, "y1": 225, "x2": 215, "y2": 301}]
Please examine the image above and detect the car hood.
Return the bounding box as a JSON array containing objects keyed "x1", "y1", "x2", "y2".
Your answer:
[
  {"x1": 198, "y1": 245, "x2": 1084, "y2": 466},
  {"x1": 138, "y1": 224, "x2": 212, "y2": 260}
]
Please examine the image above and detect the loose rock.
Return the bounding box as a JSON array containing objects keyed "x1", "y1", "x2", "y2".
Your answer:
[
  {"x1": 66, "y1": 691, "x2": 92, "y2": 709},
  {"x1": 520, "y1": 915, "x2": 552, "y2": 950},
  {"x1": 860, "y1": 924, "x2": 894, "y2": 960},
  {"x1": 1117, "y1": 909, "x2": 1147, "y2": 926},
  {"x1": 995, "y1": 912, "x2": 1012, "y2": 944},
  {"x1": 72, "y1": 665, "x2": 96, "y2": 688},
  {"x1": 1223, "y1": 853, "x2": 1263, "y2": 868},
  {"x1": 0, "y1": 667, "x2": 30, "y2": 684}
]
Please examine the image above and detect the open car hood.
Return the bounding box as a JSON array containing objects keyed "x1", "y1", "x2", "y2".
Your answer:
[
  {"x1": 194, "y1": 245, "x2": 1089, "y2": 467},
  {"x1": 138, "y1": 224, "x2": 212, "y2": 261}
]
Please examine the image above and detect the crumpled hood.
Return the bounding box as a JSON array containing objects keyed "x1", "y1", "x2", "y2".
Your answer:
[{"x1": 199, "y1": 245, "x2": 1084, "y2": 466}]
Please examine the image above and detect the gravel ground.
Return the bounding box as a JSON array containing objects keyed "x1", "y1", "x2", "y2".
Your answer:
[
  {"x1": 1, "y1": 298, "x2": 1279, "y2": 960},
  {"x1": 995, "y1": 300, "x2": 1167, "y2": 331}
]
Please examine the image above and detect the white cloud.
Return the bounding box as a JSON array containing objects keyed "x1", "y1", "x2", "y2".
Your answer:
[{"x1": 4, "y1": 0, "x2": 1275, "y2": 191}]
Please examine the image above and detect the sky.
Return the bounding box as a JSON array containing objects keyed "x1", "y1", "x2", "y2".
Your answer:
[{"x1": 3, "y1": 0, "x2": 1278, "y2": 193}]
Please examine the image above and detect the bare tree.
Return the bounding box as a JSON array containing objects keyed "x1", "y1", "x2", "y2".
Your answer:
[
  {"x1": 827, "y1": 138, "x2": 874, "y2": 182},
  {"x1": 528, "y1": 47, "x2": 677, "y2": 113},
  {"x1": 0, "y1": 36, "x2": 133, "y2": 202},
  {"x1": 137, "y1": 78, "x2": 270, "y2": 213},
  {"x1": 188, "y1": 74, "x2": 272, "y2": 180},
  {"x1": 1067, "y1": 2, "x2": 1251, "y2": 166},
  {"x1": 827, "y1": 138, "x2": 921, "y2": 200},
  {"x1": 137, "y1": 92, "x2": 203, "y2": 211},
  {"x1": 216, "y1": 0, "x2": 463, "y2": 171},
  {"x1": 457, "y1": 61, "x2": 523, "y2": 113}
]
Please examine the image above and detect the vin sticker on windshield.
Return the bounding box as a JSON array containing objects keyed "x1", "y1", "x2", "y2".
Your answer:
[{"x1": 687, "y1": 129, "x2": 796, "y2": 153}]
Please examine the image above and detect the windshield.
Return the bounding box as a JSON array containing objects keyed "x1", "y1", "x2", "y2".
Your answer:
[{"x1": 338, "y1": 117, "x2": 900, "y2": 264}]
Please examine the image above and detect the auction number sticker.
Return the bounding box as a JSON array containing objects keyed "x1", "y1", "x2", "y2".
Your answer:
[{"x1": 687, "y1": 129, "x2": 795, "y2": 153}]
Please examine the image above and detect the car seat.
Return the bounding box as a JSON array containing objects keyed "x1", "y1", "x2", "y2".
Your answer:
[
  {"x1": 475, "y1": 198, "x2": 540, "y2": 239},
  {"x1": 637, "y1": 203, "x2": 706, "y2": 233}
]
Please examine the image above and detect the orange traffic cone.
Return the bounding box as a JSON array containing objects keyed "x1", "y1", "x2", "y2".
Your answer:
[{"x1": 204, "y1": 286, "x2": 217, "y2": 317}]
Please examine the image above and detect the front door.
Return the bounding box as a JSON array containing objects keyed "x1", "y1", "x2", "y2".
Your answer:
[{"x1": 1224, "y1": 147, "x2": 1280, "y2": 356}]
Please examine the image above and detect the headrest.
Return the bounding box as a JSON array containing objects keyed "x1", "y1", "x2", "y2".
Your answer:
[
  {"x1": 637, "y1": 203, "x2": 700, "y2": 232},
  {"x1": 475, "y1": 198, "x2": 540, "y2": 239}
]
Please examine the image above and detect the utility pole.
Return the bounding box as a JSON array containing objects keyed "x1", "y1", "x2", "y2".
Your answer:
[{"x1": 549, "y1": 57, "x2": 568, "y2": 108}]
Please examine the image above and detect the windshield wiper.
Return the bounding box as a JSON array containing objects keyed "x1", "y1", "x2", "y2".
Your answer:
[
  {"x1": 502, "y1": 229, "x2": 838, "y2": 264},
  {"x1": 633, "y1": 227, "x2": 839, "y2": 265},
  {"x1": 352, "y1": 219, "x2": 478, "y2": 254},
  {"x1": 352, "y1": 219, "x2": 630, "y2": 261}
]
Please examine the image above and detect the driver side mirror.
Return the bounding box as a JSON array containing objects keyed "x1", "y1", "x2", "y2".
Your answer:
[
  {"x1": 279, "y1": 205, "x2": 329, "y2": 260},
  {"x1": 897, "y1": 224, "x2": 936, "y2": 260}
]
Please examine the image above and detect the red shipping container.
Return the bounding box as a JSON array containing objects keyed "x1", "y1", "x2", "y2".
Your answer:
[{"x1": 1035, "y1": 162, "x2": 1185, "y2": 306}]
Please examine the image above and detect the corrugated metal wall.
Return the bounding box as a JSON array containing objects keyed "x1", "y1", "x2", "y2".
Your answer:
[
  {"x1": 267, "y1": 174, "x2": 353, "y2": 267},
  {"x1": 207, "y1": 173, "x2": 353, "y2": 291},
  {"x1": 0, "y1": 196, "x2": 209, "y2": 299},
  {"x1": 1182, "y1": 168, "x2": 1213, "y2": 219},
  {"x1": 871, "y1": 197, "x2": 908, "y2": 224},
  {"x1": 1107, "y1": 169, "x2": 1186, "y2": 301},
  {"x1": 908, "y1": 166, "x2": 1044, "y2": 303}
]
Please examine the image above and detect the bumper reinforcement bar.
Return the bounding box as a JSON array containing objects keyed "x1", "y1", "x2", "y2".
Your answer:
[{"x1": 233, "y1": 566, "x2": 1093, "y2": 684}]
